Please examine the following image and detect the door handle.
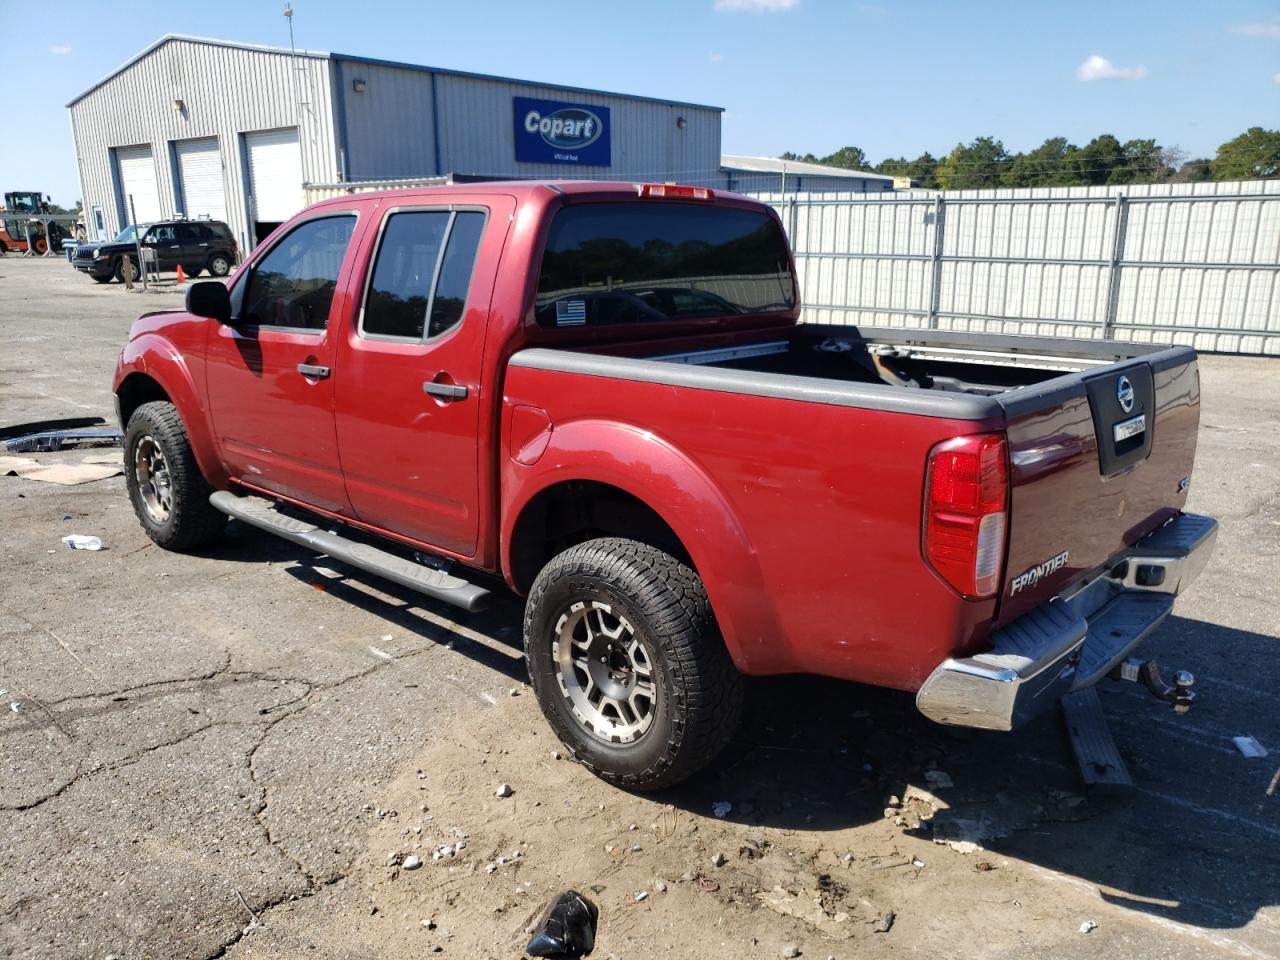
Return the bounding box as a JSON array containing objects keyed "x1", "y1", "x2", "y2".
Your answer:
[
  {"x1": 423, "y1": 381, "x2": 468, "y2": 400},
  {"x1": 297, "y1": 363, "x2": 331, "y2": 379}
]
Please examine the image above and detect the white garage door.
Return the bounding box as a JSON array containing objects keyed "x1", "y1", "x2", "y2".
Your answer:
[
  {"x1": 116, "y1": 144, "x2": 161, "y2": 224},
  {"x1": 245, "y1": 128, "x2": 303, "y2": 224},
  {"x1": 175, "y1": 138, "x2": 227, "y2": 222}
]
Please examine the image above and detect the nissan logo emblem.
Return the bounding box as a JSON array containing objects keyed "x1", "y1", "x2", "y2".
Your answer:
[{"x1": 1117, "y1": 375, "x2": 1135, "y2": 414}]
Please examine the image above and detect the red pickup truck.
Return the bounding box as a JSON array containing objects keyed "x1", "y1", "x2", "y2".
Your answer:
[{"x1": 113, "y1": 182, "x2": 1216, "y2": 789}]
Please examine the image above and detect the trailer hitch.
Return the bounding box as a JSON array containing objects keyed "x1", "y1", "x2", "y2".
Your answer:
[{"x1": 1111, "y1": 658, "x2": 1196, "y2": 714}]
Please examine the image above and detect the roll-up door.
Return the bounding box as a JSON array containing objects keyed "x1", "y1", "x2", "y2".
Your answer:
[
  {"x1": 175, "y1": 138, "x2": 227, "y2": 222},
  {"x1": 116, "y1": 144, "x2": 161, "y2": 225},
  {"x1": 245, "y1": 128, "x2": 303, "y2": 244}
]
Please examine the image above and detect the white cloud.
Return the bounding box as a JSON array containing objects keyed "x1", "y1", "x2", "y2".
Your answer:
[
  {"x1": 1231, "y1": 18, "x2": 1280, "y2": 39},
  {"x1": 713, "y1": 0, "x2": 799, "y2": 12},
  {"x1": 1076, "y1": 55, "x2": 1146, "y2": 82},
  {"x1": 49, "y1": 44, "x2": 72, "y2": 55},
  {"x1": 709, "y1": 51, "x2": 724, "y2": 63}
]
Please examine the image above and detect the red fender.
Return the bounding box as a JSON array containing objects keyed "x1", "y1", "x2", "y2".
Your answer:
[
  {"x1": 113, "y1": 328, "x2": 230, "y2": 488},
  {"x1": 500, "y1": 418, "x2": 792, "y2": 676}
]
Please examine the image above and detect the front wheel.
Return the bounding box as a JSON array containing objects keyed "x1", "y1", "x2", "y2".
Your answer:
[
  {"x1": 524, "y1": 538, "x2": 743, "y2": 791},
  {"x1": 124, "y1": 401, "x2": 226, "y2": 550}
]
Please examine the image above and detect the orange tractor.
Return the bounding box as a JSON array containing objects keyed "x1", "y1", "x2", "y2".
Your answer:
[{"x1": 0, "y1": 191, "x2": 74, "y2": 255}]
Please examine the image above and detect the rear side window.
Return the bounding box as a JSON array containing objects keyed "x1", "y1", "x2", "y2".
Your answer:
[
  {"x1": 534, "y1": 203, "x2": 795, "y2": 328},
  {"x1": 362, "y1": 210, "x2": 486, "y2": 341}
]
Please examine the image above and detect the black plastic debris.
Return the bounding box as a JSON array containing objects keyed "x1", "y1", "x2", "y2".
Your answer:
[
  {"x1": 525, "y1": 890, "x2": 598, "y2": 958},
  {"x1": 3, "y1": 428, "x2": 123, "y2": 453},
  {"x1": 0, "y1": 417, "x2": 105, "y2": 442}
]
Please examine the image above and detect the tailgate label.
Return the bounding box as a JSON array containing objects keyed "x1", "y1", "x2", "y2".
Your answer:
[{"x1": 1010, "y1": 549, "x2": 1070, "y2": 595}]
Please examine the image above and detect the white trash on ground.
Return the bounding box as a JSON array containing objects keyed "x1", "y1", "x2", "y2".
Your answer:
[{"x1": 62, "y1": 534, "x2": 103, "y2": 551}]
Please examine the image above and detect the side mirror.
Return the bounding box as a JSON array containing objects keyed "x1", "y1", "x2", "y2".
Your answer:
[{"x1": 186, "y1": 280, "x2": 232, "y2": 323}]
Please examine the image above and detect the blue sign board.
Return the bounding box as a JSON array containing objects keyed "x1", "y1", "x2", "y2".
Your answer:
[{"x1": 514, "y1": 96, "x2": 611, "y2": 166}]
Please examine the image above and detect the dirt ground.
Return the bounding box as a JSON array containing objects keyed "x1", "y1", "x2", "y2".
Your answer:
[{"x1": 1, "y1": 255, "x2": 1277, "y2": 960}]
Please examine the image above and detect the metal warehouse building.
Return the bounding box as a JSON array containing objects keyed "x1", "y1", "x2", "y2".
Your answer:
[{"x1": 68, "y1": 34, "x2": 725, "y2": 252}]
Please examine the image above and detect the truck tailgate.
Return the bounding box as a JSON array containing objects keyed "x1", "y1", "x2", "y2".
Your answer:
[{"x1": 995, "y1": 347, "x2": 1201, "y2": 626}]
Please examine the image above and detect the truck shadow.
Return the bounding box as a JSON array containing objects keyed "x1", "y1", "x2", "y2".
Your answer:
[{"x1": 660, "y1": 615, "x2": 1279, "y2": 934}]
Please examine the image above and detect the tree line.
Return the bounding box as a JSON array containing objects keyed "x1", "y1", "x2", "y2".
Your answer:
[{"x1": 780, "y1": 127, "x2": 1280, "y2": 190}]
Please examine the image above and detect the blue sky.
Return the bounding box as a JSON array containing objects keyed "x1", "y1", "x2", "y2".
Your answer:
[{"x1": 4, "y1": 0, "x2": 1278, "y2": 207}]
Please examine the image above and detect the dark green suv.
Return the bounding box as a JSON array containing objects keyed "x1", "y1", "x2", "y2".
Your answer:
[{"x1": 74, "y1": 219, "x2": 238, "y2": 283}]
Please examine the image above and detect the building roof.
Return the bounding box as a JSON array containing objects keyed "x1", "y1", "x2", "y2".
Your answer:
[
  {"x1": 68, "y1": 34, "x2": 724, "y2": 113},
  {"x1": 720, "y1": 154, "x2": 895, "y2": 182}
]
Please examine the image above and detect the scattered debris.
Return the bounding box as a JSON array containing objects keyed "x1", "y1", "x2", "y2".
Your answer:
[
  {"x1": 711, "y1": 852, "x2": 728, "y2": 867},
  {"x1": 1079, "y1": 920, "x2": 1097, "y2": 934},
  {"x1": 910, "y1": 857, "x2": 925, "y2": 868},
  {"x1": 924, "y1": 770, "x2": 954, "y2": 789},
  {"x1": 3, "y1": 427, "x2": 122, "y2": 453},
  {"x1": 871, "y1": 910, "x2": 896, "y2": 933},
  {"x1": 402, "y1": 855, "x2": 422, "y2": 871},
  {"x1": 653, "y1": 879, "x2": 667, "y2": 893},
  {"x1": 62, "y1": 534, "x2": 103, "y2": 551},
  {"x1": 782, "y1": 945, "x2": 801, "y2": 958},
  {"x1": 1234, "y1": 736, "x2": 1268, "y2": 758},
  {"x1": 0, "y1": 416, "x2": 108, "y2": 442},
  {"x1": 712, "y1": 800, "x2": 732, "y2": 818},
  {"x1": 495, "y1": 783, "x2": 514, "y2": 798},
  {"x1": 634, "y1": 891, "x2": 648, "y2": 902},
  {"x1": 1, "y1": 455, "x2": 123, "y2": 485},
  {"x1": 525, "y1": 890, "x2": 598, "y2": 959},
  {"x1": 975, "y1": 860, "x2": 996, "y2": 872}
]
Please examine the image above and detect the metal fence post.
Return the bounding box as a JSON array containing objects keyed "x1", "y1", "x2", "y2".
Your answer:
[
  {"x1": 787, "y1": 196, "x2": 798, "y2": 254},
  {"x1": 1102, "y1": 194, "x2": 1129, "y2": 340},
  {"x1": 927, "y1": 195, "x2": 946, "y2": 329}
]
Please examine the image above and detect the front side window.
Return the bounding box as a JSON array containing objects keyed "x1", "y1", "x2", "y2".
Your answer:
[
  {"x1": 146, "y1": 225, "x2": 176, "y2": 244},
  {"x1": 361, "y1": 210, "x2": 486, "y2": 341},
  {"x1": 239, "y1": 216, "x2": 356, "y2": 330},
  {"x1": 534, "y1": 203, "x2": 795, "y2": 328}
]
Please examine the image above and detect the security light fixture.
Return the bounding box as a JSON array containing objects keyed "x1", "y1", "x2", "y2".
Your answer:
[
  {"x1": 676, "y1": 116, "x2": 687, "y2": 130},
  {"x1": 353, "y1": 78, "x2": 367, "y2": 93},
  {"x1": 172, "y1": 98, "x2": 185, "y2": 112}
]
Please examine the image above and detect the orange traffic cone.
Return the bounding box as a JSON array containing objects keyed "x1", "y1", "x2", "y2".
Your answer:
[{"x1": 176, "y1": 263, "x2": 186, "y2": 285}]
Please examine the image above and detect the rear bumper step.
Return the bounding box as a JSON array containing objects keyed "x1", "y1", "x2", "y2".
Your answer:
[
  {"x1": 209, "y1": 491, "x2": 491, "y2": 613},
  {"x1": 915, "y1": 512, "x2": 1217, "y2": 731}
]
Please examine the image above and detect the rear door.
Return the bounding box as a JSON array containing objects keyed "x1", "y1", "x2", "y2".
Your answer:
[
  {"x1": 205, "y1": 207, "x2": 368, "y2": 514},
  {"x1": 996, "y1": 350, "x2": 1201, "y2": 624},
  {"x1": 333, "y1": 195, "x2": 514, "y2": 557}
]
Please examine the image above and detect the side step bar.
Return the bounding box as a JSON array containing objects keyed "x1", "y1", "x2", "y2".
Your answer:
[{"x1": 209, "y1": 491, "x2": 492, "y2": 613}]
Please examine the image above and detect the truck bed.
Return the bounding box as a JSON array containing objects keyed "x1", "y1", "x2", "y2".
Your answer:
[{"x1": 510, "y1": 324, "x2": 1200, "y2": 662}]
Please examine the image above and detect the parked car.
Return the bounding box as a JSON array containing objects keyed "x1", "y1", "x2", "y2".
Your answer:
[
  {"x1": 74, "y1": 218, "x2": 237, "y2": 283},
  {"x1": 111, "y1": 182, "x2": 1216, "y2": 789}
]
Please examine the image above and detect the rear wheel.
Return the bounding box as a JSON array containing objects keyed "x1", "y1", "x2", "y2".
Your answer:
[
  {"x1": 207, "y1": 253, "x2": 231, "y2": 277},
  {"x1": 124, "y1": 401, "x2": 226, "y2": 550},
  {"x1": 524, "y1": 538, "x2": 743, "y2": 790}
]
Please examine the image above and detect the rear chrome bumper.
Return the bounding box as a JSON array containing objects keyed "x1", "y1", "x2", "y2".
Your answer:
[{"x1": 916, "y1": 512, "x2": 1217, "y2": 731}]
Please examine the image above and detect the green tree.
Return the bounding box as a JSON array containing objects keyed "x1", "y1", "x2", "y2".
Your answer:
[
  {"x1": 1171, "y1": 158, "x2": 1213, "y2": 183},
  {"x1": 1211, "y1": 127, "x2": 1280, "y2": 180},
  {"x1": 1002, "y1": 137, "x2": 1073, "y2": 187},
  {"x1": 818, "y1": 145, "x2": 869, "y2": 170},
  {"x1": 875, "y1": 152, "x2": 939, "y2": 188},
  {"x1": 936, "y1": 137, "x2": 1008, "y2": 190}
]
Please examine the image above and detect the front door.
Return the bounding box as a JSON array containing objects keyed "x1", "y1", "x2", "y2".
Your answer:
[
  {"x1": 334, "y1": 196, "x2": 513, "y2": 557},
  {"x1": 205, "y1": 209, "x2": 366, "y2": 514},
  {"x1": 143, "y1": 224, "x2": 182, "y2": 270}
]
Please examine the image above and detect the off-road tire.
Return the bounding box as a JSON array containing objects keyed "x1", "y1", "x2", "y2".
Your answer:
[
  {"x1": 124, "y1": 401, "x2": 226, "y2": 550},
  {"x1": 524, "y1": 538, "x2": 743, "y2": 791},
  {"x1": 207, "y1": 253, "x2": 232, "y2": 277},
  {"x1": 92, "y1": 274, "x2": 112, "y2": 284},
  {"x1": 111, "y1": 256, "x2": 135, "y2": 283}
]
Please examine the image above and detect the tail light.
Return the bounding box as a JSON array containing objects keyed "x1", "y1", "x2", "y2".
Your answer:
[
  {"x1": 924, "y1": 434, "x2": 1009, "y2": 599},
  {"x1": 638, "y1": 183, "x2": 714, "y2": 200}
]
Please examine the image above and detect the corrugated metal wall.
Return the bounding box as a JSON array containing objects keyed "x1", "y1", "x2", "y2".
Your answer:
[
  {"x1": 760, "y1": 180, "x2": 1280, "y2": 355},
  {"x1": 333, "y1": 59, "x2": 721, "y2": 183},
  {"x1": 69, "y1": 38, "x2": 338, "y2": 250},
  {"x1": 721, "y1": 171, "x2": 894, "y2": 194}
]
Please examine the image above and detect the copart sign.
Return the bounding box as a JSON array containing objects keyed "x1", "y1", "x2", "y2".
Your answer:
[{"x1": 514, "y1": 96, "x2": 611, "y2": 166}]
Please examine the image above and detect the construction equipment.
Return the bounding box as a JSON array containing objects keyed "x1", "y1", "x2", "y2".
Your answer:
[{"x1": 0, "y1": 191, "x2": 79, "y2": 256}]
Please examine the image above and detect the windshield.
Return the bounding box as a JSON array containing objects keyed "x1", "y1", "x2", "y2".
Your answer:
[
  {"x1": 114, "y1": 225, "x2": 147, "y2": 243},
  {"x1": 535, "y1": 203, "x2": 795, "y2": 328}
]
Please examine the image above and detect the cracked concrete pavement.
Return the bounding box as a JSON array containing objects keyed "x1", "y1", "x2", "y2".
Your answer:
[{"x1": 1, "y1": 257, "x2": 1277, "y2": 960}]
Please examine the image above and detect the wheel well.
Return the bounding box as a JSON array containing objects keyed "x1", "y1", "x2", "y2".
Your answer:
[
  {"x1": 116, "y1": 373, "x2": 171, "y2": 427},
  {"x1": 509, "y1": 481, "x2": 693, "y2": 593}
]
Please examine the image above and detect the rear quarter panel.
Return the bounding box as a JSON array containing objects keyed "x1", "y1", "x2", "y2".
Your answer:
[{"x1": 501, "y1": 364, "x2": 1000, "y2": 691}]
